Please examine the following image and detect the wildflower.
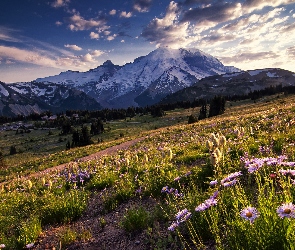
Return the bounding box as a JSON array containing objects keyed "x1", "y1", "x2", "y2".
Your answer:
[
  {"x1": 175, "y1": 209, "x2": 191, "y2": 223},
  {"x1": 167, "y1": 148, "x2": 173, "y2": 160},
  {"x1": 206, "y1": 140, "x2": 213, "y2": 151},
  {"x1": 277, "y1": 203, "x2": 295, "y2": 218},
  {"x1": 41, "y1": 177, "x2": 46, "y2": 186},
  {"x1": 185, "y1": 171, "x2": 192, "y2": 177},
  {"x1": 195, "y1": 203, "x2": 208, "y2": 212},
  {"x1": 209, "y1": 180, "x2": 218, "y2": 186},
  {"x1": 47, "y1": 180, "x2": 52, "y2": 189},
  {"x1": 26, "y1": 243, "x2": 34, "y2": 249},
  {"x1": 222, "y1": 179, "x2": 238, "y2": 187},
  {"x1": 279, "y1": 169, "x2": 295, "y2": 176},
  {"x1": 143, "y1": 154, "x2": 148, "y2": 163},
  {"x1": 168, "y1": 221, "x2": 179, "y2": 231},
  {"x1": 161, "y1": 186, "x2": 169, "y2": 193},
  {"x1": 219, "y1": 135, "x2": 227, "y2": 147},
  {"x1": 240, "y1": 207, "x2": 260, "y2": 224},
  {"x1": 213, "y1": 148, "x2": 222, "y2": 160},
  {"x1": 0, "y1": 244, "x2": 5, "y2": 249},
  {"x1": 195, "y1": 196, "x2": 218, "y2": 212},
  {"x1": 210, "y1": 190, "x2": 219, "y2": 199},
  {"x1": 27, "y1": 180, "x2": 33, "y2": 190},
  {"x1": 174, "y1": 176, "x2": 181, "y2": 182},
  {"x1": 210, "y1": 152, "x2": 219, "y2": 166}
]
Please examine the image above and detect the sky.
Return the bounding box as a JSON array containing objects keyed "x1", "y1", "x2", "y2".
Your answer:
[{"x1": 0, "y1": 0, "x2": 295, "y2": 83}]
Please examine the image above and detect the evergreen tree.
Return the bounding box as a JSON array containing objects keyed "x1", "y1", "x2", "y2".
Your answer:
[
  {"x1": 0, "y1": 151, "x2": 5, "y2": 169},
  {"x1": 208, "y1": 96, "x2": 226, "y2": 117},
  {"x1": 188, "y1": 114, "x2": 198, "y2": 124},
  {"x1": 198, "y1": 104, "x2": 207, "y2": 120}
]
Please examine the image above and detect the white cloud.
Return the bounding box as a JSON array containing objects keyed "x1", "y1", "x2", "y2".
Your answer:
[
  {"x1": 109, "y1": 9, "x2": 117, "y2": 15},
  {"x1": 120, "y1": 11, "x2": 133, "y2": 18},
  {"x1": 121, "y1": 40, "x2": 125, "y2": 43},
  {"x1": 0, "y1": 45, "x2": 57, "y2": 68},
  {"x1": 91, "y1": 50, "x2": 104, "y2": 57},
  {"x1": 133, "y1": 0, "x2": 153, "y2": 13},
  {"x1": 55, "y1": 21, "x2": 63, "y2": 26},
  {"x1": 64, "y1": 44, "x2": 82, "y2": 51},
  {"x1": 90, "y1": 32, "x2": 99, "y2": 39},
  {"x1": 107, "y1": 34, "x2": 117, "y2": 41},
  {"x1": 81, "y1": 53, "x2": 93, "y2": 62},
  {"x1": 67, "y1": 13, "x2": 108, "y2": 31},
  {"x1": 51, "y1": 0, "x2": 70, "y2": 8}
]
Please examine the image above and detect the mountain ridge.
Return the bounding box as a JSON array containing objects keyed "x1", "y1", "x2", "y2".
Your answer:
[{"x1": 35, "y1": 47, "x2": 239, "y2": 108}]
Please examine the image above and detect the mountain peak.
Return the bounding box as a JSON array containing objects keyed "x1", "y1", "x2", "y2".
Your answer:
[{"x1": 102, "y1": 60, "x2": 114, "y2": 67}]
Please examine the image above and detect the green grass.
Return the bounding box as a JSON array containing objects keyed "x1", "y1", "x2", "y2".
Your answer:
[{"x1": 1, "y1": 93, "x2": 295, "y2": 248}]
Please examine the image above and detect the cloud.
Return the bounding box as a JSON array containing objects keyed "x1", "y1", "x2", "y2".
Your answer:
[
  {"x1": 219, "y1": 51, "x2": 278, "y2": 65},
  {"x1": 109, "y1": 9, "x2": 117, "y2": 15},
  {"x1": 55, "y1": 21, "x2": 63, "y2": 26},
  {"x1": 81, "y1": 53, "x2": 93, "y2": 62},
  {"x1": 287, "y1": 46, "x2": 295, "y2": 59},
  {"x1": 64, "y1": 44, "x2": 82, "y2": 51},
  {"x1": 243, "y1": 0, "x2": 294, "y2": 12},
  {"x1": 141, "y1": 1, "x2": 194, "y2": 48},
  {"x1": 107, "y1": 34, "x2": 117, "y2": 41},
  {"x1": 67, "y1": 13, "x2": 108, "y2": 31},
  {"x1": 0, "y1": 27, "x2": 22, "y2": 43},
  {"x1": 181, "y1": 2, "x2": 242, "y2": 26},
  {"x1": 90, "y1": 32, "x2": 99, "y2": 39},
  {"x1": 120, "y1": 11, "x2": 133, "y2": 18},
  {"x1": 0, "y1": 45, "x2": 58, "y2": 68},
  {"x1": 91, "y1": 50, "x2": 104, "y2": 57},
  {"x1": 133, "y1": 0, "x2": 153, "y2": 12},
  {"x1": 51, "y1": 0, "x2": 70, "y2": 8}
]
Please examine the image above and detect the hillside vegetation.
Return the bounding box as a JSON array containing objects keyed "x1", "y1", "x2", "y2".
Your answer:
[{"x1": 1, "y1": 94, "x2": 295, "y2": 249}]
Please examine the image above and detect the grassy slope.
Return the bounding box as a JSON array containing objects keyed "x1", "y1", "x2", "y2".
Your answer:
[{"x1": 1, "y1": 93, "x2": 295, "y2": 249}]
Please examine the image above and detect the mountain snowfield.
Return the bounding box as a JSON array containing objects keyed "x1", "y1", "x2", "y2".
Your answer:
[
  {"x1": 5, "y1": 47, "x2": 294, "y2": 116},
  {"x1": 36, "y1": 47, "x2": 239, "y2": 108}
]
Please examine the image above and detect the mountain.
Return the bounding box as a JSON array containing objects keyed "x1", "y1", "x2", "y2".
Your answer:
[
  {"x1": 160, "y1": 68, "x2": 295, "y2": 104},
  {"x1": 36, "y1": 47, "x2": 239, "y2": 108},
  {"x1": 1, "y1": 47, "x2": 241, "y2": 116},
  {"x1": 0, "y1": 81, "x2": 101, "y2": 117}
]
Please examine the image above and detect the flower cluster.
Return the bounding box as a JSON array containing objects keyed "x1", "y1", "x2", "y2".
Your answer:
[
  {"x1": 195, "y1": 191, "x2": 219, "y2": 212},
  {"x1": 168, "y1": 208, "x2": 192, "y2": 231},
  {"x1": 241, "y1": 154, "x2": 295, "y2": 173},
  {"x1": 221, "y1": 171, "x2": 242, "y2": 187},
  {"x1": 240, "y1": 202, "x2": 295, "y2": 224},
  {"x1": 161, "y1": 186, "x2": 183, "y2": 198}
]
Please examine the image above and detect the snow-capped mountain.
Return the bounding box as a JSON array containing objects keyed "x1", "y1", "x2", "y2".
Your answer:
[
  {"x1": 1, "y1": 47, "x2": 241, "y2": 116},
  {"x1": 0, "y1": 81, "x2": 101, "y2": 117},
  {"x1": 36, "y1": 47, "x2": 239, "y2": 108}
]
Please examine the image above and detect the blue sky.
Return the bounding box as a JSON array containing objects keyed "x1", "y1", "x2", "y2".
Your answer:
[{"x1": 0, "y1": 0, "x2": 294, "y2": 83}]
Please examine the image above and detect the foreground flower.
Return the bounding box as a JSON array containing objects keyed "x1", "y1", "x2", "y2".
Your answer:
[
  {"x1": 26, "y1": 243, "x2": 34, "y2": 249},
  {"x1": 240, "y1": 207, "x2": 260, "y2": 224},
  {"x1": 0, "y1": 244, "x2": 5, "y2": 249},
  {"x1": 175, "y1": 209, "x2": 191, "y2": 223},
  {"x1": 277, "y1": 202, "x2": 295, "y2": 218},
  {"x1": 168, "y1": 221, "x2": 179, "y2": 231}
]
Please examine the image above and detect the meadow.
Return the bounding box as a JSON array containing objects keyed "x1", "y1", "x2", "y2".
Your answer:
[{"x1": 1, "y1": 93, "x2": 295, "y2": 249}]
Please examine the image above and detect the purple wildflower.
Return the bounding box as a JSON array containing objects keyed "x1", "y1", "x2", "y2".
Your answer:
[
  {"x1": 210, "y1": 180, "x2": 218, "y2": 186},
  {"x1": 168, "y1": 221, "x2": 179, "y2": 231},
  {"x1": 175, "y1": 209, "x2": 191, "y2": 223},
  {"x1": 195, "y1": 203, "x2": 208, "y2": 212},
  {"x1": 240, "y1": 207, "x2": 260, "y2": 224},
  {"x1": 174, "y1": 176, "x2": 181, "y2": 182},
  {"x1": 277, "y1": 203, "x2": 295, "y2": 218},
  {"x1": 222, "y1": 179, "x2": 238, "y2": 187},
  {"x1": 279, "y1": 169, "x2": 295, "y2": 176}
]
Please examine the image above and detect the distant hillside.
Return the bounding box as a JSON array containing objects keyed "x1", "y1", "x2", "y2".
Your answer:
[{"x1": 160, "y1": 68, "x2": 295, "y2": 103}]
